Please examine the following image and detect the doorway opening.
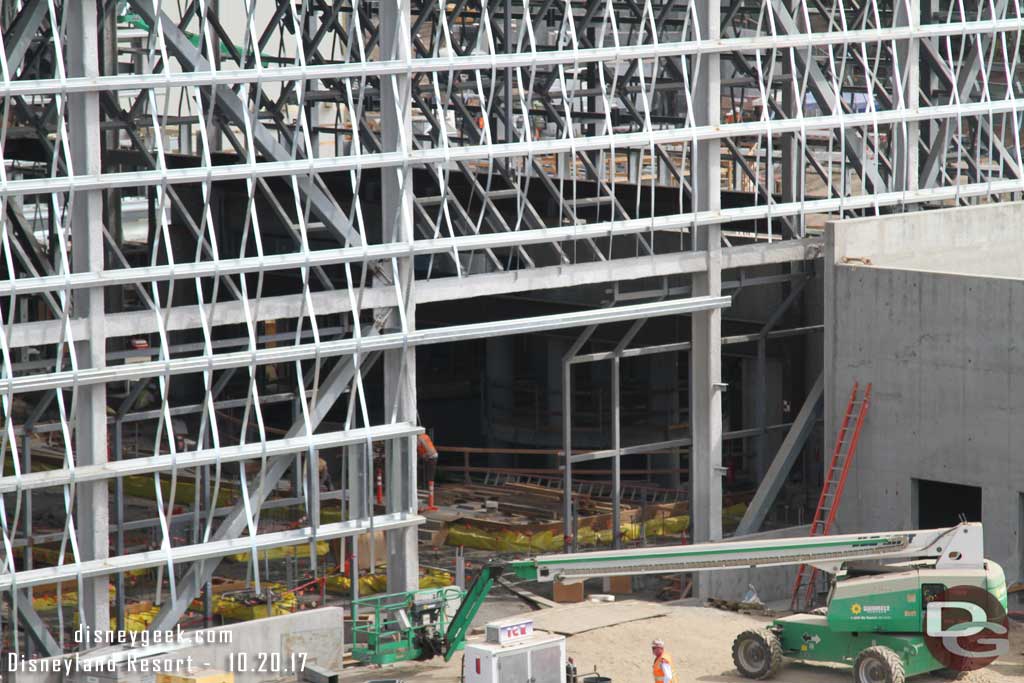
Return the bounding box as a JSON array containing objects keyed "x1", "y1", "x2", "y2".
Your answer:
[{"x1": 913, "y1": 479, "x2": 982, "y2": 528}]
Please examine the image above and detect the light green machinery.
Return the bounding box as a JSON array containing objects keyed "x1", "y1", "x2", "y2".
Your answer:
[
  {"x1": 355, "y1": 523, "x2": 1007, "y2": 683},
  {"x1": 733, "y1": 559, "x2": 1006, "y2": 682}
]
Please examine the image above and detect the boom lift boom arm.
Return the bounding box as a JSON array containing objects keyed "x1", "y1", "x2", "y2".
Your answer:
[
  {"x1": 508, "y1": 523, "x2": 983, "y2": 582},
  {"x1": 439, "y1": 523, "x2": 984, "y2": 660}
]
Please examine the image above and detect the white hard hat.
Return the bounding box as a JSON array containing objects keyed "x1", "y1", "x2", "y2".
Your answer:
[{"x1": 651, "y1": 639, "x2": 665, "y2": 648}]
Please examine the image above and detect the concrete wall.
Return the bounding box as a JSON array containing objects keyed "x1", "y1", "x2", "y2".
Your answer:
[
  {"x1": 825, "y1": 203, "x2": 1024, "y2": 586},
  {"x1": 704, "y1": 525, "x2": 810, "y2": 603}
]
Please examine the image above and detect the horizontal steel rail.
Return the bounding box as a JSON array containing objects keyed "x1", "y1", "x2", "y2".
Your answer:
[
  {"x1": 2, "y1": 98, "x2": 1023, "y2": 199},
  {"x1": 0, "y1": 422, "x2": 421, "y2": 494},
  {"x1": 0, "y1": 297, "x2": 731, "y2": 392},
  {"x1": 0, "y1": 18, "x2": 1017, "y2": 98},
  {"x1": 0, "y1": 512, "x2": 423, "y2": 591}
]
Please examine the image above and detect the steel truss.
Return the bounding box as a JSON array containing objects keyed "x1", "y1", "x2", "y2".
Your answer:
[{"x1": 0, "y1": 0, "x2": 1021, "y2": 655}]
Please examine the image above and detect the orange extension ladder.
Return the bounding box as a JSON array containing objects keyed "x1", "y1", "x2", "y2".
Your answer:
[{"x1": 790, "y1": 381, "x2": 872, "y2": 611}]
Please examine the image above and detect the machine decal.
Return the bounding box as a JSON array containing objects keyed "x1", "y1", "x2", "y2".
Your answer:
[
  {"x1": 923, "y1": 584, "x2": 1009, "y2": 672},
  {"x1": 800, "y1": 633, "x2": 823, "y2": 651}
]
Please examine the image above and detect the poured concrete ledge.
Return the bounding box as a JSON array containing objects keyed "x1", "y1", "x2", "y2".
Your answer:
[{"x1": 829, "y1": 201, "x2": 1024, "y2": 279}]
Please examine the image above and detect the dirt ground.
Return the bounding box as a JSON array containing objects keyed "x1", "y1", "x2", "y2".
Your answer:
[{"x1": 340, "y1": 604, "x2": 1024, "y2": 682}]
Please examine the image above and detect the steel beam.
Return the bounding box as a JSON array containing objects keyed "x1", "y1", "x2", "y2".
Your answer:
[
  {"x1": 571, "y1": 324, "x2": 824, "y2": 365},
  {"x1": 918, "y1": 26, "x2": 1021, "y2": 186},
  {"x1": 610, "y1": 319, "x2": 644, "y2": 549},
  {"x1": 0, "y1": 297, "x2": 731, "y2": 394},
  {"x1": 126, "y1": 0, "x2": 362, "y2": 248},
  {"x1": 0, "y1": 422, "x2": 418, "y2": 494},
  {"x1": 0, "y1": 224, "x2": 819, "y2": 303},
  {"x1": 735, "y1": 372, "x2": 825, "y2": 535},
  {"x1": 8, "y1": 592, "x2": 61, "y2": 656},
  {"x1": 380, "y1": 0, "x2": 418, "y2": 595},
  {"x1": 768, "y1": 0, "x2": 886, "y2": 193},
  {"x1": 690, "y1": 2, "x2": 724, "y2": 560},
  {"x1": 919, "y1": 0, "x2": 1010, "y2": 189},
  {"x1": 755, "y1": 278, "x2": 810, "y2": 478},
  {"x1": 0, "y1": 18, "x2": 1018, "y2": 99},
  {"x1": 563, "y1": 326, "x2": 598, "y2": 552},
  {"x1": 3, "y1": 0, "x2": 48, "y2": 74},
  {"x1": 0, "y1": 513, "x2": 422, "y2": 592},
  {"x1": 69, "y1": 0, "x2": 109, "y2": 640},
  {"x1": 4, "y1": 95, "x2": 1024, "y2": 200},
  {"x1": 570, "y1": 437, "x2": 694, "y2": 464},
  {"x1": 892, "y1": 0, "x2": 920, "y2": 193},
  {"x1": 144, "y1": 335, "x2": 382, "y2": 631},
  {"x1": 1, "y1": 238, "x2": 818, "y2": 348}
]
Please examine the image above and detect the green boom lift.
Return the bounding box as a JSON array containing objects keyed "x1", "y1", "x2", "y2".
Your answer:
[{"x1": 353, "y1": 522, "x2": 1008, "y2": 683}]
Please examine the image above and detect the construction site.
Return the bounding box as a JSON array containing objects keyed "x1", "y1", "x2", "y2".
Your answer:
[{"x1": 0, "y1": 1, "x2": 1023, "y2": 682}]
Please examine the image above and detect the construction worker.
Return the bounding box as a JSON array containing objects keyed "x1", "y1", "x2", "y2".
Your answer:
[
  {"x1": 372, "y1": 441, "x2": 386, "y2": 505},
  {"x1": 651, "y1": 639, "x2": 678, "y2": 683},
  {"x1": 317, "y1": 457, "x2": 332, "y2": 491},
  {"x1": 417, "y1": 432, "x2": 439, "y2": 511}
]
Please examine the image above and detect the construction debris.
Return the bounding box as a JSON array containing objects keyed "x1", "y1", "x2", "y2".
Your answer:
[{"x1": 706, "y1": 597, "x2": 776, "y2": 617}]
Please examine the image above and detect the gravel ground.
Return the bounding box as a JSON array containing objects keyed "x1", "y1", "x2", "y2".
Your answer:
[{"x1": 340, "y1": 604, "x2": 1024, "y2": 682}]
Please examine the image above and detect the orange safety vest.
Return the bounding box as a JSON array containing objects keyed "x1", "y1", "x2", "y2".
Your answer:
[
  {"x1": 653, "y1": 653, "x2": 679, "y2": 683},
  {"x1": 417, "y1": 433, "x2": 438, "y2": 460}
]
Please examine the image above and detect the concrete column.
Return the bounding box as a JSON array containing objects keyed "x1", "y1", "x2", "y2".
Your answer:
[
  {"x1": 380, "y1": 0, "x2": 418, "y2": 595},
  {"x1": 69, "y1": 0, "x2": 110, "y2": 635},
  {"x1": 689, "y1": 3, "x2": 723, "y2": 558}
]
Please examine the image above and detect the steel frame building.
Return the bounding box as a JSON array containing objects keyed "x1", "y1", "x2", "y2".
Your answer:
[{"x1": 0, "y1": 0, "x2": 1021, "y2": 658}]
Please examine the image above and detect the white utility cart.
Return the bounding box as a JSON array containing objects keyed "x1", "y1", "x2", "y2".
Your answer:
[{"x1": 461, "y1": 617, "x2": 567, "y2": 683}]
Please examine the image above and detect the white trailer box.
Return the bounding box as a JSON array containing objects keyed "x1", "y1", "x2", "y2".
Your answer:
[{"x1": 461, "y1": 632, "x2": 566, "y2": 683}]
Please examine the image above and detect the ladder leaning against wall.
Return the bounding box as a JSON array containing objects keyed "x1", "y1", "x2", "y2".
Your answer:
[{"x1": 790, "y1": 381, "x2": 873, "y2": 611}]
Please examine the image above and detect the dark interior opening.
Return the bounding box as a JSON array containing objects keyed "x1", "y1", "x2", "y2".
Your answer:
[{"x1": 915, "y1": 478, "x2": 982, "y2": 528}]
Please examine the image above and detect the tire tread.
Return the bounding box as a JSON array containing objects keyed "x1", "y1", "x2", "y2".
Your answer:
[
  {"x1": 853, "y1": 645, "x2": 905, "y2": 683},
  {"x1": 732, "y1": 628, "x2": 784, "y2": 680}
]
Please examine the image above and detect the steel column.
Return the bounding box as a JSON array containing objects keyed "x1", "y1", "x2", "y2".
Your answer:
[
  {"x1": 893, "y1": 0, "x2": 921, "y2": 193},
  {"x1": 690, "y1": 1, "x2": 723, "y2": 560},
  {"x1": 381, "y1": 0, "x2": 418, "y2": 595},
  {"x1": 69, "y1": 0, "x2": 110, "y2": 640},
  {"x1": 562, "y1": 326, "x2": 597, "y2": 552}
]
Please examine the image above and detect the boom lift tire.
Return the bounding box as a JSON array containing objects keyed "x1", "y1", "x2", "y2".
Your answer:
[
  {"x1": 732, "y1": 628, "x2": 783, "y2": 680},
  {"x1": 853, "y1": 646, "x2": 905, "y2": 683}
]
